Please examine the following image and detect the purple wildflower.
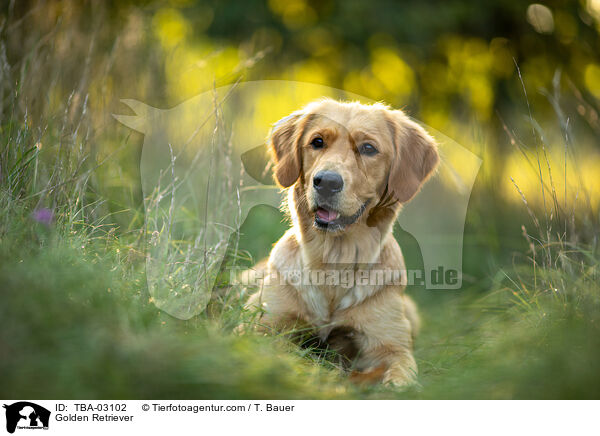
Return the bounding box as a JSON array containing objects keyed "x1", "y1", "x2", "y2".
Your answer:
[{"x1": 32, "y1": 208, "x2": 54, "y2": 225}]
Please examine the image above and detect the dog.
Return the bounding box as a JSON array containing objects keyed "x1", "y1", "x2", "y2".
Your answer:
[{"x1": 244, "y1": 99, "x2": 439, "y2": 386}]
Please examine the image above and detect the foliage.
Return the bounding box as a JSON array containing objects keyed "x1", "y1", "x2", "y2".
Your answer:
[{"x1": 0, "y1": 0, "x2": 599, "y2": 399}]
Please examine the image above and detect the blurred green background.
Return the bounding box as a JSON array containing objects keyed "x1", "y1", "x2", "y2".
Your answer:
[{"x1": 1, "y1": 0, "x2": 599, "y2": 399}]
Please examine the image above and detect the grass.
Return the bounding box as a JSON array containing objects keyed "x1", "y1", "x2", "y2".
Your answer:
[
  {"x1": 2, "y1": 198, "x2": 599, "y2": 399},
  {"x1": 1, "y1": 3, "x2": 599, "y2": 400}
]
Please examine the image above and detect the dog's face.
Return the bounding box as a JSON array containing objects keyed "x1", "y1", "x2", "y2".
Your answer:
[{"x1": 270, "y1": 99, "x2": 439, "y2": 233}]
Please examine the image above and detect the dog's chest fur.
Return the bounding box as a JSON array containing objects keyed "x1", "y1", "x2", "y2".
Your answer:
[{"x1": 269, "y1": 226, "x2": 404, "y2": 329}]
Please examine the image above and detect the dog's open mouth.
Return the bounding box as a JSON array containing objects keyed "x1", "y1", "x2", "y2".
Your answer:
[
  {"x1": 316, "y1": 208, "x2": 339, "y2": 223},
  {"x1": 314, "y1": 201, "x2": 369, "y2": 231}
]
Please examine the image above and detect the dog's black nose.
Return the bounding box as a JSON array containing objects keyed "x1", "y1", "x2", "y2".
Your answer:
[{"x1": 313, "y1": 171, "x2": 344, "y2": 196}]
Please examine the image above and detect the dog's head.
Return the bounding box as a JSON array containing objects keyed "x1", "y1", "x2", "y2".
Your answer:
[{"x1": 269, "y1": 99, "x2": 439, "y2": 233}]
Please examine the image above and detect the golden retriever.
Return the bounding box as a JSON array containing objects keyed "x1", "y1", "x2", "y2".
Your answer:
[{"x1": 244, "y1": 99, "x2": 439, "y2": 386}]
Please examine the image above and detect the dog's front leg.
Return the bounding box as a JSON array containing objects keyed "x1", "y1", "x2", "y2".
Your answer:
[
  {"x1": 244, "y1": 281, "x2": 307, "y2": 333},
  {"x1": 344, "y1": 290, "x2": 418, "y2": 387},
  {"x1": 383, "y1": 350, "x2": 418, "y2": 386},
  {"x1": 353, "y1": 322, "x2": 418, "y2": 386}
]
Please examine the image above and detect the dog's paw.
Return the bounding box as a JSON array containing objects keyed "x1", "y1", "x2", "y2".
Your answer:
[{"x1": 382, "y1": 367, "x2": 419, "y2": 389}]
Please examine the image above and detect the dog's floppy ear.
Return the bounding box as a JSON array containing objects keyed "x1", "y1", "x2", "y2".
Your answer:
[
  {"x1": 386, "y1": 111, "x2": 439, "y2": 203},
  {"x1": 269, "y1": 112, "x2": 304, "y2": 188}
]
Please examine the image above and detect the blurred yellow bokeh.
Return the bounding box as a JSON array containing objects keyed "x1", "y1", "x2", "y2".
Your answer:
[{"x1": 584, "y1": 63, "x2": 600, "y2": 98}]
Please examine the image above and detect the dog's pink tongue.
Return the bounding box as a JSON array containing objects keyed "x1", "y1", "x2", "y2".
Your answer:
[{"x1": 316, "y1": 208, "x2": 339, "y2": 222}]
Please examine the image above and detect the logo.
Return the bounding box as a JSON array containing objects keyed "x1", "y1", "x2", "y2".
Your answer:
[{"x1": 3, "y1": 402, "x2": 50, "y2": 433}]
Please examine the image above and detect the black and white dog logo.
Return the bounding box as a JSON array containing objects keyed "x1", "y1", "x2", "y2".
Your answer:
[{"x1": 3, "y1": 402, "x2": 50, "y2": 433}]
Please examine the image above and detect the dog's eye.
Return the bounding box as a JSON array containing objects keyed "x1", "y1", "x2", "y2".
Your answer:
[
  {"x1": 358, "y1": 143, "x2": 378, "y2": 156},
  {"x1": 311, "y1": 137, "x2": 324, "y2": 149}
]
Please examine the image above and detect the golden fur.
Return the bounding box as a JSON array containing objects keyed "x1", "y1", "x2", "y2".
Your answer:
[{"x1": 245, "y1": 99, "x2": 439, "y2": 385}]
